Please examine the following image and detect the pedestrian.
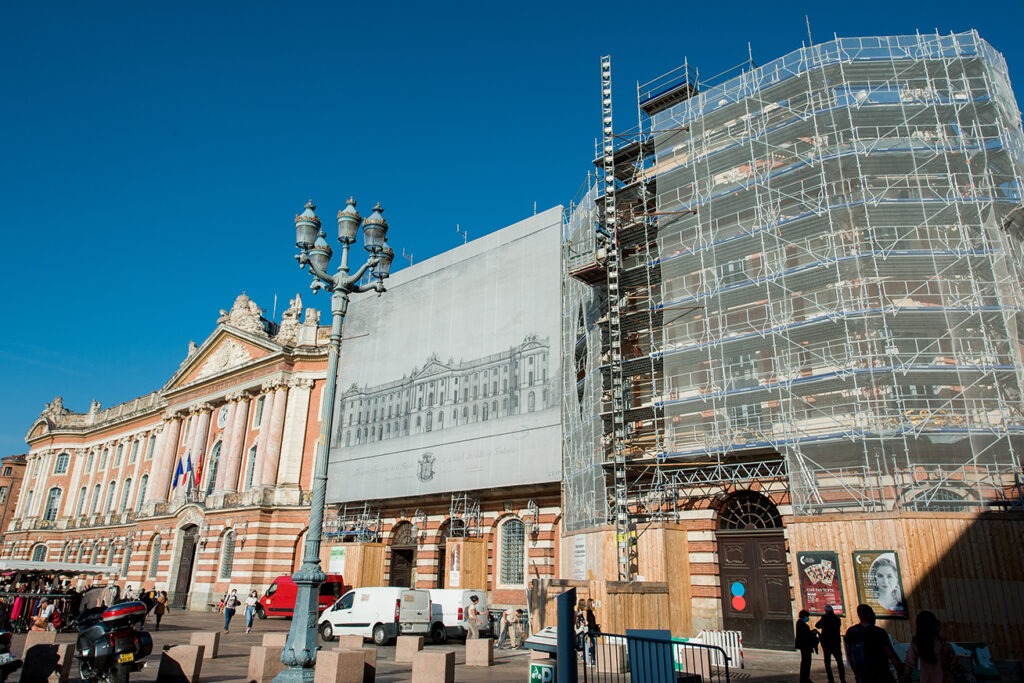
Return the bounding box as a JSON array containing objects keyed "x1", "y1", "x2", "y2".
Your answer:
[
  {"x1": 465, "y1": 595, "x2": 482, "y2": 639},
  {"x1": 574, "y1": 599, "x2": 587, "y2": 656},
  {"x1": 585, "y1": 599, "x2": 600, "y2": 665},
  {"x1": 816, "y1": 605, "x2": 847, "y2": 683},
  {"x1": 795, "y1": 609, "x2": 819, "y2": 683},
  {"x1": 496, "y1": 607, "x2": 516, "y2": 648},
  {"x1": 223, "y1": 588, "x2": 239, "y2": 633},
  {"x1": 125, "y1": 584, "x2": 136, "y2": 601},
  {"x1": 900, "y1": 610, "x2": 959, "y2": 683},
  {"x1": 844, "y1": 604, "x2": 902, "y2": 683},
  {"x1": 153, "y1": 591, "x2": 168, "y2": 631},
  {"x1": 33, "y1": 598, "x2": 54, "y2": 632},
  {"x1": 245, "y1": 589, "x2": 259, "y2": 634}
]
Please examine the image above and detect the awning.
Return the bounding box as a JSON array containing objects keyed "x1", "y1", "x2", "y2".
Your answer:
[{"x1": 0, "y1": 560, "x2": 118, "y2": 575}]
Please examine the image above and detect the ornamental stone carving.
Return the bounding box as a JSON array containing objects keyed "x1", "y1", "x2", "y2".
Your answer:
[
  {"x1": 195, "y1": 340, "x2": 252, "y2": 380},
  {"x1": 217, "y1": 293, "x2": 270, "y2": 337}
]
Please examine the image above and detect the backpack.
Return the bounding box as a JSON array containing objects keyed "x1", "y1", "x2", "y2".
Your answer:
[{"x1": 51, "y1": 608, "x2": 64, "y2": 630}]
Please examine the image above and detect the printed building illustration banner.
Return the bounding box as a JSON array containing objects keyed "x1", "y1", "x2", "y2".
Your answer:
[
  {"x1": 326, "y1": 210, "x2": 563, "y2": 502},
  {"x1": 797, "y1": 551, "x2": 845, "y2": 616},
  {"x1": 852, "y1": 550, "x2": 907, "y2": 618}
]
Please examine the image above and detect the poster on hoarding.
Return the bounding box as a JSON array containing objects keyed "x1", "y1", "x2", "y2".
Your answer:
[
  {"x1": 852, "y1": 550, "x2": 907, "y2": 618},
  {"x1": 797, "y1": 551, "x2": 845, "y2": 616},
  {"x1": 328, "y1": 546, "x2": 347, "y2": 574}
]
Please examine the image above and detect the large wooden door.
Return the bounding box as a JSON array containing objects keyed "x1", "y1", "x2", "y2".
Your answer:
[
  {"x1": 173, "y1": 525, "x2": 199, "y2": 609},
  {"x1": 389, "y1": 521, "x2": 417, "y2": 588},
  {"x1": 717, "y1": 492, "x2": 792, "y2": 649}
]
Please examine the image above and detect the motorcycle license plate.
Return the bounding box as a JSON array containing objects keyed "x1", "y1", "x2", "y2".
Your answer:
[
  {"x1": 118, "y1": 652, "x2": 134, "y2": 664},
  {"x1": 0, "y1": 653, "x2": 11, "y2": 664}
]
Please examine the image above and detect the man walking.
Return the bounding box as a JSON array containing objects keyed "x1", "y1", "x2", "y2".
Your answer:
[
  {"x1": 816, "y1": 605, "x2": 847, "y2": 683},
  {"x1": 844, "y1": 604, "x2": 902, "y2": 683}
]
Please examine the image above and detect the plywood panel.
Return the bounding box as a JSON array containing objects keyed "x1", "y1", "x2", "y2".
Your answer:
[
  {"x1": 445, "y1": 538, "x2": 487, "y2": 589},
  {"x1": 334, "y1": 542, "x2": 384, "y2": 587},
  {"x1": 788, "y1": 512, "x2": 1024, "y2": 656}
]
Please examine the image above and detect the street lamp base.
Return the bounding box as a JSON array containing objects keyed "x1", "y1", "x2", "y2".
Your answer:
[{"x1": 273, "y1": 664, "x2": 317, "y2": 683}]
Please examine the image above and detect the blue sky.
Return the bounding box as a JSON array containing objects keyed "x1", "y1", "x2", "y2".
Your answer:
[{"x1": 2, "y1": 0, "x2": 1023, "y2": 455}]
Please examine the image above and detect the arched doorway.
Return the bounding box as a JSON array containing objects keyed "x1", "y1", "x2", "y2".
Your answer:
[
  {"x1": 436, "y1": 521, "x2": 451, "y2": 588},
  {"x1": 389, "y1": 522, "x2": 417, "y2": 588},
  {"x1": 716, "y1": 491, "x2": 791, "y2": 649},
  {"x1": 173, "y1": 524, "x2": 201, "y2": 609}
]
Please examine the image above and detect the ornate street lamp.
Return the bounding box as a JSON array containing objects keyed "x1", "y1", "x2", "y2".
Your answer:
[{"x1": 276, "y1": 198, "x2": 393, "y2": 682}]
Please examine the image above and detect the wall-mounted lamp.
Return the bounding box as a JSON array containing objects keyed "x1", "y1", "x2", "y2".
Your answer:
[
  {"x1": 238, "y1": 521, "x2": 249, "y2": 546},
  {"x1": 523, "y1": 500, "x2": 540, "y2": 544},
  {"x1": 411, "y1": 509, "x2": 428, "y2": 546}
]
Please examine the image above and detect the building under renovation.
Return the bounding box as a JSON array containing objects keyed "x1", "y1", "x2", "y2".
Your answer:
[{"x1": 563, "y1": 31, "x2": 1024, "y2": 651}]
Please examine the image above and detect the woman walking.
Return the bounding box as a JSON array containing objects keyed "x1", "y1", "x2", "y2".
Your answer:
[
  {"x1": 245, "y1": 590, "x2": 259, "y2": 634},
  {"x1": 900, "y1": 610, "x2": 958, "y2": 683},
  {"x1": 223, "y1": 588, "x2": 239, "y2": 634},
  {"x1": 153, "y1": 591, "x2": 168, "y2": 631}
]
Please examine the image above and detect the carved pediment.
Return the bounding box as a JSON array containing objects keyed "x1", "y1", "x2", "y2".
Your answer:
[
  {"x1": 165, "y1": 329, "x2": 281, "y2": 391},
  {"x1": 195, "y1": 339, "x2": 252, "y2": 379}
]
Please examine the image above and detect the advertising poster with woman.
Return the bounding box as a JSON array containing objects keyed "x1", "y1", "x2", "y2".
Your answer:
[
  {"x1": 797, "y1": 551, "x2": 845, "y2": 615},
  {"x1": 852, "y1": 550, "x2": 907, "y2": 618}
]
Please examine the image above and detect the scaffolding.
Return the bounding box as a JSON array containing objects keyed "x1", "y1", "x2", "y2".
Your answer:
[{"x1": 564, "y1": 32, "x2": 1024, "y2": 569}]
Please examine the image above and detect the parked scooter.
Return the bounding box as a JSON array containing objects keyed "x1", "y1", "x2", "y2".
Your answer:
[
  {"x1": 0, "y1": 631, "x2": 22, "y2": 682},
  {"x1": 75, "y1": 586, "x2": 153, "y2": 683}
]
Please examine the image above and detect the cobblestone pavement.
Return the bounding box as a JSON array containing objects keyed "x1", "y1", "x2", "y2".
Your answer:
[{"x1": 8, "y1": 612, "x2": 1021, "y2": 682}]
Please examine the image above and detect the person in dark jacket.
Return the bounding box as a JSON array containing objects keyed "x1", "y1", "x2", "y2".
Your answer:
[
  {"x1": 844, "y1": 604, "x2": 902, "y2": 683},
  {"x1": 795, "y1": 609, "x2": 819, "y2": 683},
  {"x1": 815, "y1": 604, "x2": 847, "y2": 683}
]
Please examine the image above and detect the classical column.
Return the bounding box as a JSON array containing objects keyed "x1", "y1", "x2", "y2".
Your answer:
[
  {"x1": 276, "y1": 378, "x2": 314, "y2": 486},
  {"x1": 216, "y1": 393, "x2": 250, "y2": 493},
  {"x1": 258, "y1": 383, "x2": 289, "y2": 487},
  {"x1": 151, "y1": 415, "x2": 183, "y2": 503},
  {"x1": 188, "y1": 405, "x2": 213, "y2": 488}
]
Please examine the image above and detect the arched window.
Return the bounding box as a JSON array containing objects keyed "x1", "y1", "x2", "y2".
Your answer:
[
  {"x1": 136, "y1": 475, "x2": 149, "y2": 512},
  {"x1": 99, "y1": 448, "x2": 109, "y2": 470},
  {"x1": 90, "y1": 485, "x2": 102, "y2": 515},
  {"x1": 114, "y1": 444, "x2": 123, "y2": 466},
  {"x1": 129, "y1": 440, "x2": 140, "y2": 463},
  {"x1": 31, "y1": 544, "x2": 47, "y2": 562},
  {"x1": 245, "y1": 446, "x2": 258, "y2": 490},
  {"x1": 54, "y1": 452, "x2": 70, "y2": 474},
  {"x1": 119, "y1": 479, "x2": 132, "y2": 513},
  {"x1": 205, "y1": 441, "x2": 222, "y2": 495},
  {"x1": 219, "y1": 530, "x2": 236, "y2": 579},
  {"x1": 718, "y1": 491, "x2": 782, "y2": 531},
  {"x1": 528, "y1": 392, "x2": 536, "y2": 412},
  {"x1": 85, "y1": 451, "x2": 94, "y2": 472},
  {"x1": 148, "y1": 535, "x2": 162, "y2": 579},
  {"x1": 104, "y1": 481, "x2": 117, "y2": 511},
  {"x1": 499, "y1": 518, "x2": 526, "y2": 586},
  {"x1": 61, "y1": 543, "x2": 71, "y2": 562},
  {"x1": 43, "y1": 487, "x2": 62, "y2": 522},
  {"x1": 75, "y1": 486, "x2": 87, "y2": 517},
  {"x1": 146, "y1": 435, "x2": 157, "y2": 460}
]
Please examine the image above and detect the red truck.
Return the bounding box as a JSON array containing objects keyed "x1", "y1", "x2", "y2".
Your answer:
[{"x1": 256, "y1": 574, "x2": 348, "y2": 619}]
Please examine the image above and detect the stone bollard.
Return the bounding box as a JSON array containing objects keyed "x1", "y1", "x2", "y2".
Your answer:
[
  {"x1": 411, "y1": 649, "x2": 455, "y2": 683},
  {"x1": 394, "y1": 635, "x2": 424, "y2": 664},
  {"x1": 337, "y1": 634, "x2": 365, "y2": 650},
  {"x1": 596, "y1": 643, "x2": 628, "y2": 673},
  {"x1": 314, "y1": 649, "x2": 368, "y2": 683},
  {"x1": 262, "y1": 632, "x2": 288, "y2": 647},
  {"x1": 21, "y1": 641, "x2": 73, "y2": 683},
  {"x1": 156, "y1": 644, "x2": 205, "y2": 683},
  {"x1": 190, "y1": 630, "x2": 221, "y2": 659},
  {"x1": 21, "y1": 630, "x2": 57, "y2": 658},
  {"x1": 248, "y1": 646, "x2": 285, "y2": 683},
  {"x1": 465, "y1": 638, "x2": 494, "y2": 666}
]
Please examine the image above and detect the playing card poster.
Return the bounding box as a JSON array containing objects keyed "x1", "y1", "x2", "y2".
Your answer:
[{"x1": 797, "y1": 551, "x2": 845, "y2": 616}]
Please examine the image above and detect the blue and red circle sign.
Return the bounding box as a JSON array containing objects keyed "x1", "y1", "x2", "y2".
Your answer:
[{"x1": 730, "y1": 581, "x2": 747, "y2": 611}]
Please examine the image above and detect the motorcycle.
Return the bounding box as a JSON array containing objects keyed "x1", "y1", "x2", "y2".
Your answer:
[
  {"x1": 75, "y1": 586, "x2": 153, "y2": 683},
  {"x1": 0, "y1": 630, "x2": 22, "y2": 682}
]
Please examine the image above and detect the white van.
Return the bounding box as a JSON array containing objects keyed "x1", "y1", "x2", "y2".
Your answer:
[
  {"x1": 427, "y1": 588, "x2": 490, "y2": 643},
  {"x1": 318, "y1": 587, "x2": 431, "y2": 645}
]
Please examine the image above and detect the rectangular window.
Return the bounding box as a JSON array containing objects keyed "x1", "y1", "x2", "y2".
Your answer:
[
  {"x1": 0, "y1": 487, "x2": 6, "y2": 504},
  {"x1": 253, "y1": 397, "x2": 266, "y2": 428},
  {"x1": 146, "y1": 436, "x2": 156, "y2": 460},
  {"x1": 54, "y1": 453, "x2": 70, "y2": 474},
  {"x1": 114, "y1": 445, "x2": 123, "y2": 467},
  {"x1": 129, "y1": 440, "x2": 139, "y2": 464},
  {"x1": 2, "y1": 466, "x2": 10, "y2": 477}
]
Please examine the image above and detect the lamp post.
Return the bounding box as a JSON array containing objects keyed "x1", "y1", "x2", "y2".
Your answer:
[{"x1": 276, "y1": 198, "x2": 394, "y2": 682}]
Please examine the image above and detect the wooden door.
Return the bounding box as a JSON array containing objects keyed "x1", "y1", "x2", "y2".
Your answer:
[
  {"x1": 718, "y1": 531, "x2": 792, "y2": 648},
  {"x1": 173, "y1": 525, "x2": 199, "y2": 609}
]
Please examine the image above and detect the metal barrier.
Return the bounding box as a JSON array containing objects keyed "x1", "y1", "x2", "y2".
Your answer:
[{"x1": 580, "y1": 631, "x2": 732, "y2": 683}]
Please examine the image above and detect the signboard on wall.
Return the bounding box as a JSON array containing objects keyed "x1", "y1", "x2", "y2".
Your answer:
[
  {"x1": 797, "y1": 551, "x2": 845, "y2": 615},
  {"x1": 449, "y1": 543, "x2": 461, "y2": 588},
  {"x1": 327, "y1": 209, "x2": 563, "y2": 503},
  {"x1": 572, "y1": 536, "x2": 587, "y2": 580},
  {"x1": 328, "y1": 546, "x2": 346, "y2": 574},
  {"x1": 852, "y1": 550, "x2": 907, "y2": 618}
]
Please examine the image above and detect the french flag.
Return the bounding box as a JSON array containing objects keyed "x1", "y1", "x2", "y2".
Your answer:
[{"x1": 172, "y1": 457, "x2": 184, "y2": 489}]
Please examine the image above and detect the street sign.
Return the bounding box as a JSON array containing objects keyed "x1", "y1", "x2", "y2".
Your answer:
[{"x1": 529, "y1": 661, "x2": 555, "y2": 683}]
